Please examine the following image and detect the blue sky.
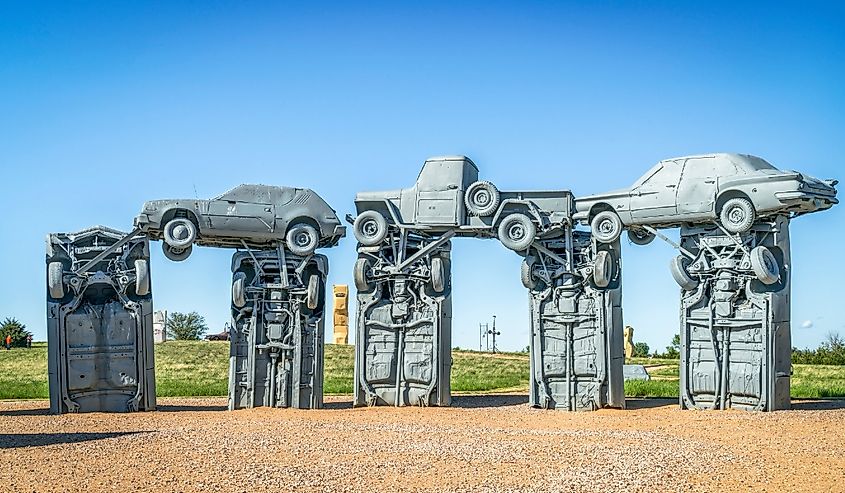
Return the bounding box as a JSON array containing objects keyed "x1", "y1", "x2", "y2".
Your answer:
[{"x1": 1, "y1": 1, "x2": 843, "y2": 352}]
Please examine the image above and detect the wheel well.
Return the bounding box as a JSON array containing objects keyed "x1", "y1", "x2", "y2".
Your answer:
[
  {"x1": 286, "y1": 216, "x2": 320, "y2": 235},
  {"x1": 716, "y1": 190, "x2": 752, "y2": 214},
  {"x1": 494, "y1": 203, "x2": 532, "y2": 226},
  {"x1": 161, "y1": 208, "x2": 200, "y2": 229},
  {"x1": 589, "y1": 203, "x2": 616, "y2": 222}
]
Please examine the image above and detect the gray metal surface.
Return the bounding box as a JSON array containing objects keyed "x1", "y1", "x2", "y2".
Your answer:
[
  {"x1": 46, "y1": 226, "x2": 156, "y2": 414},
  {"x1": 526, "y1": 231, "x2": 625, "y2": 411},
  {"x1": 623, "y1": 365, "x2": 651, "y2": 381},
  {"x1": 135, "y1": 184, "x2": 346, "y2": 261},
  {"x1": 228, "y1": 249, "x2": 327, "y2": 410},
  {"x1": 574, "y1": 153, "x2": 837, "y2": 243},
  {"x1": 352, "y1": 155, "x2": 573, "y2": 252},
  {"x1": 676, "y1": 215, "x2": 791, "y2": 411},
  {"x1": 353, "y1": 234, "x2": 452, "y2": 407}
]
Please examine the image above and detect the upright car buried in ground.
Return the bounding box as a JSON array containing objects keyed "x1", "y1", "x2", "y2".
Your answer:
[
  {"x1": 135, "y1": 184, "x2": 346, "y2": 261},
  {"x1": 574, "y1": 153, "x2": 838, "y2": 244}
]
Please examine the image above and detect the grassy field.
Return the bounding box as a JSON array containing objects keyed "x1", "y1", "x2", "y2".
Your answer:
[{"x1": 2, "y1": 342, "x2": 844, "y2": 399}]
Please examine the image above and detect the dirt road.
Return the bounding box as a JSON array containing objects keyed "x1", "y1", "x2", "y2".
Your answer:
[{"x1": 1, "y1": 396, "x2": 843, "y2": 492}]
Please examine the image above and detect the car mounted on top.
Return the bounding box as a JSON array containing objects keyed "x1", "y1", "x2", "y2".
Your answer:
[
  {"x1": 574, "y1": 153, "x2": 838, "y2": 244},
  {"x1": 351, "y1": 155, "x2": 573, "y2": 251},
  {"x1": 135, "y1": 184, "x2": 346, "y2": 261}
]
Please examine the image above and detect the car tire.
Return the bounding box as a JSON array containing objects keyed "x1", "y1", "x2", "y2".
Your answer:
[
  {"x1": 670, "y1": 255, "x2": 698, "y2": 291},
  {"x1": 627, "y1": 228, "x2": 655, "y2": 246},
  {"x1": 232, "y1": 273, "x2": 247, "y2": 308},
  {"x1": 521, "y1": 255, "x2": 542, "y2": 291},
  {"x1": 750, "y1": 246, "x2": 779, "y2": 285},
  {"x1": 286, "y1": 223, "x2": 319, "y2": 257},
  {"x1": 354, "y1": 257, "x2": 374, "y2": 293},
  {"x1": 134, "y1": 259, "x2": 150, "y2": 296},
  {"x1": 306, "y1": 274, "x2": 320, "y2": 310},
  {"x1": 48, "y1": 261, "x2": 65, "y2": 299},
  {"x1": 464, "y1": 181, "x2": 501, "y2": 216},
  {"x1": 430, "y1": 256, "x2": 445, "y2": 293},
  {"x1": 591, "y1": 210, "x2": 623, "y2": 243},
  {"x1": 497, "y1": 213, "x2": 536, "y2": 251},
  {"x1": 353, "y1": 211, "x2": 388, "y2": 247},
  {"x1": 162, "y1": 243, "x2": 192, "y2": 262},
  {"x1": 720, "y1": 197, "x2": 755, "y2": 234},
  {"x1": 593, "y1": 250, "x2": 614, "y2": 288},
  {"x1": 163, "y1": 217, "x2": 197, "y2": 248}
]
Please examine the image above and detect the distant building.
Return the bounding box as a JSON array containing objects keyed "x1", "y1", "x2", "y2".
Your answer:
[{"x1": 153, "y1": 310, "x2": 167, "y2": 343}]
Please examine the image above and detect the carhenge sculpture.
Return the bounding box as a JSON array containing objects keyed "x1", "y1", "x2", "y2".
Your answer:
[
  {"x1": 135, "y1": 184, "x2": 344, "y2": 410},
  {"x1": 576, "y1": 153, "x2": 838, "y2": 411},
  {"x1": 350, "y1": 155, "x2": 622, "y2": 409},
  {"x1": 46, "y1": 226, "x2": 156, "y2": 414}
]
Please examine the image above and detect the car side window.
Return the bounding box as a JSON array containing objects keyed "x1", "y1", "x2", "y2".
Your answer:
[
  {"x1": 640, "y1": 162, "x2": 682, "y2": 188},
  {"x1": 682, "y1": 158, "x2": 721, "y2": 181}
]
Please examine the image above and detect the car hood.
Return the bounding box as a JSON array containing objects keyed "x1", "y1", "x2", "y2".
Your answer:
[{"x1": 574, "y1": 188, "x2": 631, "y2": 208}]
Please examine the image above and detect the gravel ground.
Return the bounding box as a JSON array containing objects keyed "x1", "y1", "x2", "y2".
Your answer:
[{"x1": 1, "y1": 395, "x2": 844, "y2": 492}]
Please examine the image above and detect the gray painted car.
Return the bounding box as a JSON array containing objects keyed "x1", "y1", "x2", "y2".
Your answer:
[
  {"x1": 573, "y1": 153, "x2": 838, "y2": 243},
  {"x1": 352, "y1": 155, "x2": 572, "y2": 251},
  {"x1": 135, "y1": 184, "x2": 346, "y2": 261}
]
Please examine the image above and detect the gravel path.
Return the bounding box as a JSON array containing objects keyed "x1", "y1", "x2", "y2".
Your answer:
[{"x1": 1, "y1": 396, "x2": 843, "y2": 492}]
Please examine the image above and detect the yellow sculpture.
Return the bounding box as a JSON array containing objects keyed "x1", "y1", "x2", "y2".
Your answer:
[
  {"x1": 624, "y1": 325, "x2": 634, "y2": 359},
  {"x1": 333, "y1": 284, "x2": 349, "y2": 344}
]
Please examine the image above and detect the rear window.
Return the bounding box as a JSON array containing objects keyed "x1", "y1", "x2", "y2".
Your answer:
[{"x1": 739, "y1": 156, "x2": 776, "y2": 171}]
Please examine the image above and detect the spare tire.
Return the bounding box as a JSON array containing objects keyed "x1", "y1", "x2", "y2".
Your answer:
[
  {"x1": 627, "y1": 228, "x2": 655, "y2": 246},
  {"x1": 498, "y1": 213, "x2": 536, "y2": 252},
  {"x1": 306, "y1": 274, "x2": 320, "y2": 310},
  {"x1": 354, "y1": 257, "x2": 374, "y2": 293},
  {"x1": 353, "y1": 211, "x2": 388, "y2": 246},
  {"x1": 134, "y1": 259, "x2": 150, "y2": 296},
  {"x1": 48, "y1": 261, "x2": 65, "y2": 299},
  {"x1": 464, "y1": 181, "x2": 501, "y2": 216},
  {"x1": 162, "y1": 243, "x2": 192, "y2": 262},
  {"x1": 593, "y1": 250, "x2": 614, "y2": 288},
  {"x1": 521, "y1": 255, "x2": 542, "y2": 291},
  {"x1": 286, "y1": 223, "x2": 319, "y2": 256},
  {"x1": 750, "y1": 246, "x2": 779, "y2": 285},
  {"x1": 670, "y1": 255, "x2": 698, "y2": 291}
]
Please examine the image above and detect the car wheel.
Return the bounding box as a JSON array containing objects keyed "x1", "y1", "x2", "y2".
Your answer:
[
  {"x1": 306, "y1": 274, "x2": 320, "y2": 310},
  {"x1": 670, "y1": 255, "x2": 698, "y2": 291},
  {"x1": 134, "y1": 259, "x2": 150, "y2": 296},
  {"x1": 627, "y1": 228, "x2": 655, "y2": 246},
  {"x1": 430, "y1": 257, "x2": 445, "y2": 293},
  {"x1": 232, "y1": 272, "x2": 247, "y2": 308},
  {"x1": 48, "y1": 261, "x2": 65, "y2": 299},
  {"x1": 353, "y1": 211, "x2": 388, "y2": 246},
  {"x1": 521, "y1": 255, "x2": 542, "y2": 291},
  {"x1": 163, "y1": 217, "x2": 197, "y2": 248},
  {"x1": 497, "y1": 213, "x2": 536, "y2": 251},
  {"x1": 162, "y1": 243, "x2": 192, "y2": 262},
  {"x1": 353, "y1": 257, "x2": 374, "y2": 293},
  {"x1": 750, "y1": 246, "x2": 779, "y2": 285},
  {"x1": 286, "y1": 223, "x2": 319, "y2": 256},
  {"x1": 591, "y1": 210, "x2": 623, "y2": 243},
  {"x1": 719, "y1": 197, "x2": 755, "y2": 234},
  {"x1": 464, "y1": 181, "x2": 501, "y2": 216},
  {"x1": 593, "y1": 250, "x2": 614, "y2": 288}
]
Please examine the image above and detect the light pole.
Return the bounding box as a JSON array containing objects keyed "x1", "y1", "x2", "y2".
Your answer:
[{"x1": 487, "y1": 315, "x2": 500, "y2": 353}]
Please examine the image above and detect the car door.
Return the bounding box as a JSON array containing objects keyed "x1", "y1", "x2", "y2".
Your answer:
[
  {"x1": 414, "y1": 161, "x2": 461, "y2": 226},
  {"x1": 630, "y1": 161, "x2": 682, "y2": 220},
  {"x1": 207, "y1": 197, "x2": 276, "y2": 236},
  {"x1": 676, "y1": 157, "x2": 721, "y2": 218}
]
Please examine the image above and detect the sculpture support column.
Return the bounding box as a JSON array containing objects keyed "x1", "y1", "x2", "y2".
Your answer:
[
  {"x1": 678, "y1": 216, "x2": 791, "y2": 411},
  {"x1": 228, "y1": 249, "x2": 327, "y2": 410}
]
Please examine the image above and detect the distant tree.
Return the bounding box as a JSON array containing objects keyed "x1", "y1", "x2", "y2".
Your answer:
[
  {"x1": 166, "y1": 312, "x2": 208, "y2": 340},
  {"x1": 0, "y1": 318, "x2": 33, "y2": 347},
  {"x1": 522, "y1": 345, "x2": 530, "y2": 353},
  {"x1": 663, "y1": 334, "x2": 681, "y2": 359},
  {"x1": 633, "y1": 342, "x2": 650, "y2": 358}
]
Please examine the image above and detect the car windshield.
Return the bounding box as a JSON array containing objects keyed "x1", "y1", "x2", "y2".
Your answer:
[
  {"x1": 737, "y1": 155, "x2": 777, "y2": 171},
  {"x1": 632, "y1": 163, "x2": 663, "y2": 188}
]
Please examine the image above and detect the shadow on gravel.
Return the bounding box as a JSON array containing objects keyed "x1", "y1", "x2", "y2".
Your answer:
[
  {"x1": 625, "y1": 398, "x2": 676, "y2": 410},
  {"x1": 323, "y1": 400, "x2": 354, "y2": 410},
  {"x1": 451, "y1": 394, "x2": 529, "y2": 408},
  {"x1": 791, "y1": 400, "x2": 845, "y2": 411},
  {"x1": 0, "y1": 431, "x2": 149, "y2": 449},
  {"x1": 0, "y1": 407, "x2": 50, "y2": 417},
  {"x1": 158, "y1": 404, "x2": 228, "y2": 412}
]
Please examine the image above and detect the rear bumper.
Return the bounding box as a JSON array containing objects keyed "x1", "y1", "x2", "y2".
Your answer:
[{"x1": 774, "y1": 191, "x2": 838, "y2": 210}]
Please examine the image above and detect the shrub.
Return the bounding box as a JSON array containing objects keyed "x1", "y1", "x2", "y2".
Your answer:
[
  {"x1": 166, "y1": 312, "x2": 208, "y2": 341},
  {"x1": 0, "y1": 318, "x2": 33, "y2": 347}
]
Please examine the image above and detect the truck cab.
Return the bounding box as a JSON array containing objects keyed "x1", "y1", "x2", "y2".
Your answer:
[{"x1": 401, "y1": 155, "x2": 479, "y2": 226}]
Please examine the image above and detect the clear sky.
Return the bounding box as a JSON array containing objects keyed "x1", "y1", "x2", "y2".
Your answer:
[{"x1": 1, "y1": 1, "x2": 843, "y2": 352}]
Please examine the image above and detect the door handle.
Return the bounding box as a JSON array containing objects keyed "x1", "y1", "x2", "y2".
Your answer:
[
  {"x1": 447, "y1": 184, "x2": 458, "y2": 190},
  {"x1": 666, "y1": 184, "x2": 676, "y2": 188},
  {"x1": 704, "y1": 179, "x2": 715, "y2": 184}
]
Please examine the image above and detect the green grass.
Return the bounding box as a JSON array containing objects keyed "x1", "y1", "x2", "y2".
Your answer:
[{"x1": 2, "y1": 342, "x2": 844, "y2": 400}]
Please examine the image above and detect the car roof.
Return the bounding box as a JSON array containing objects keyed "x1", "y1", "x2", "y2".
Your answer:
[
  {"x1": 213, "y1": 184, "x2": 300, "y2": 200},
  {"x1": 659, "y1": 152, "x2": 762, "y2": 164},
  {"x1": 423, "y1": 155, "x2": 478, "y2": 172}
]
